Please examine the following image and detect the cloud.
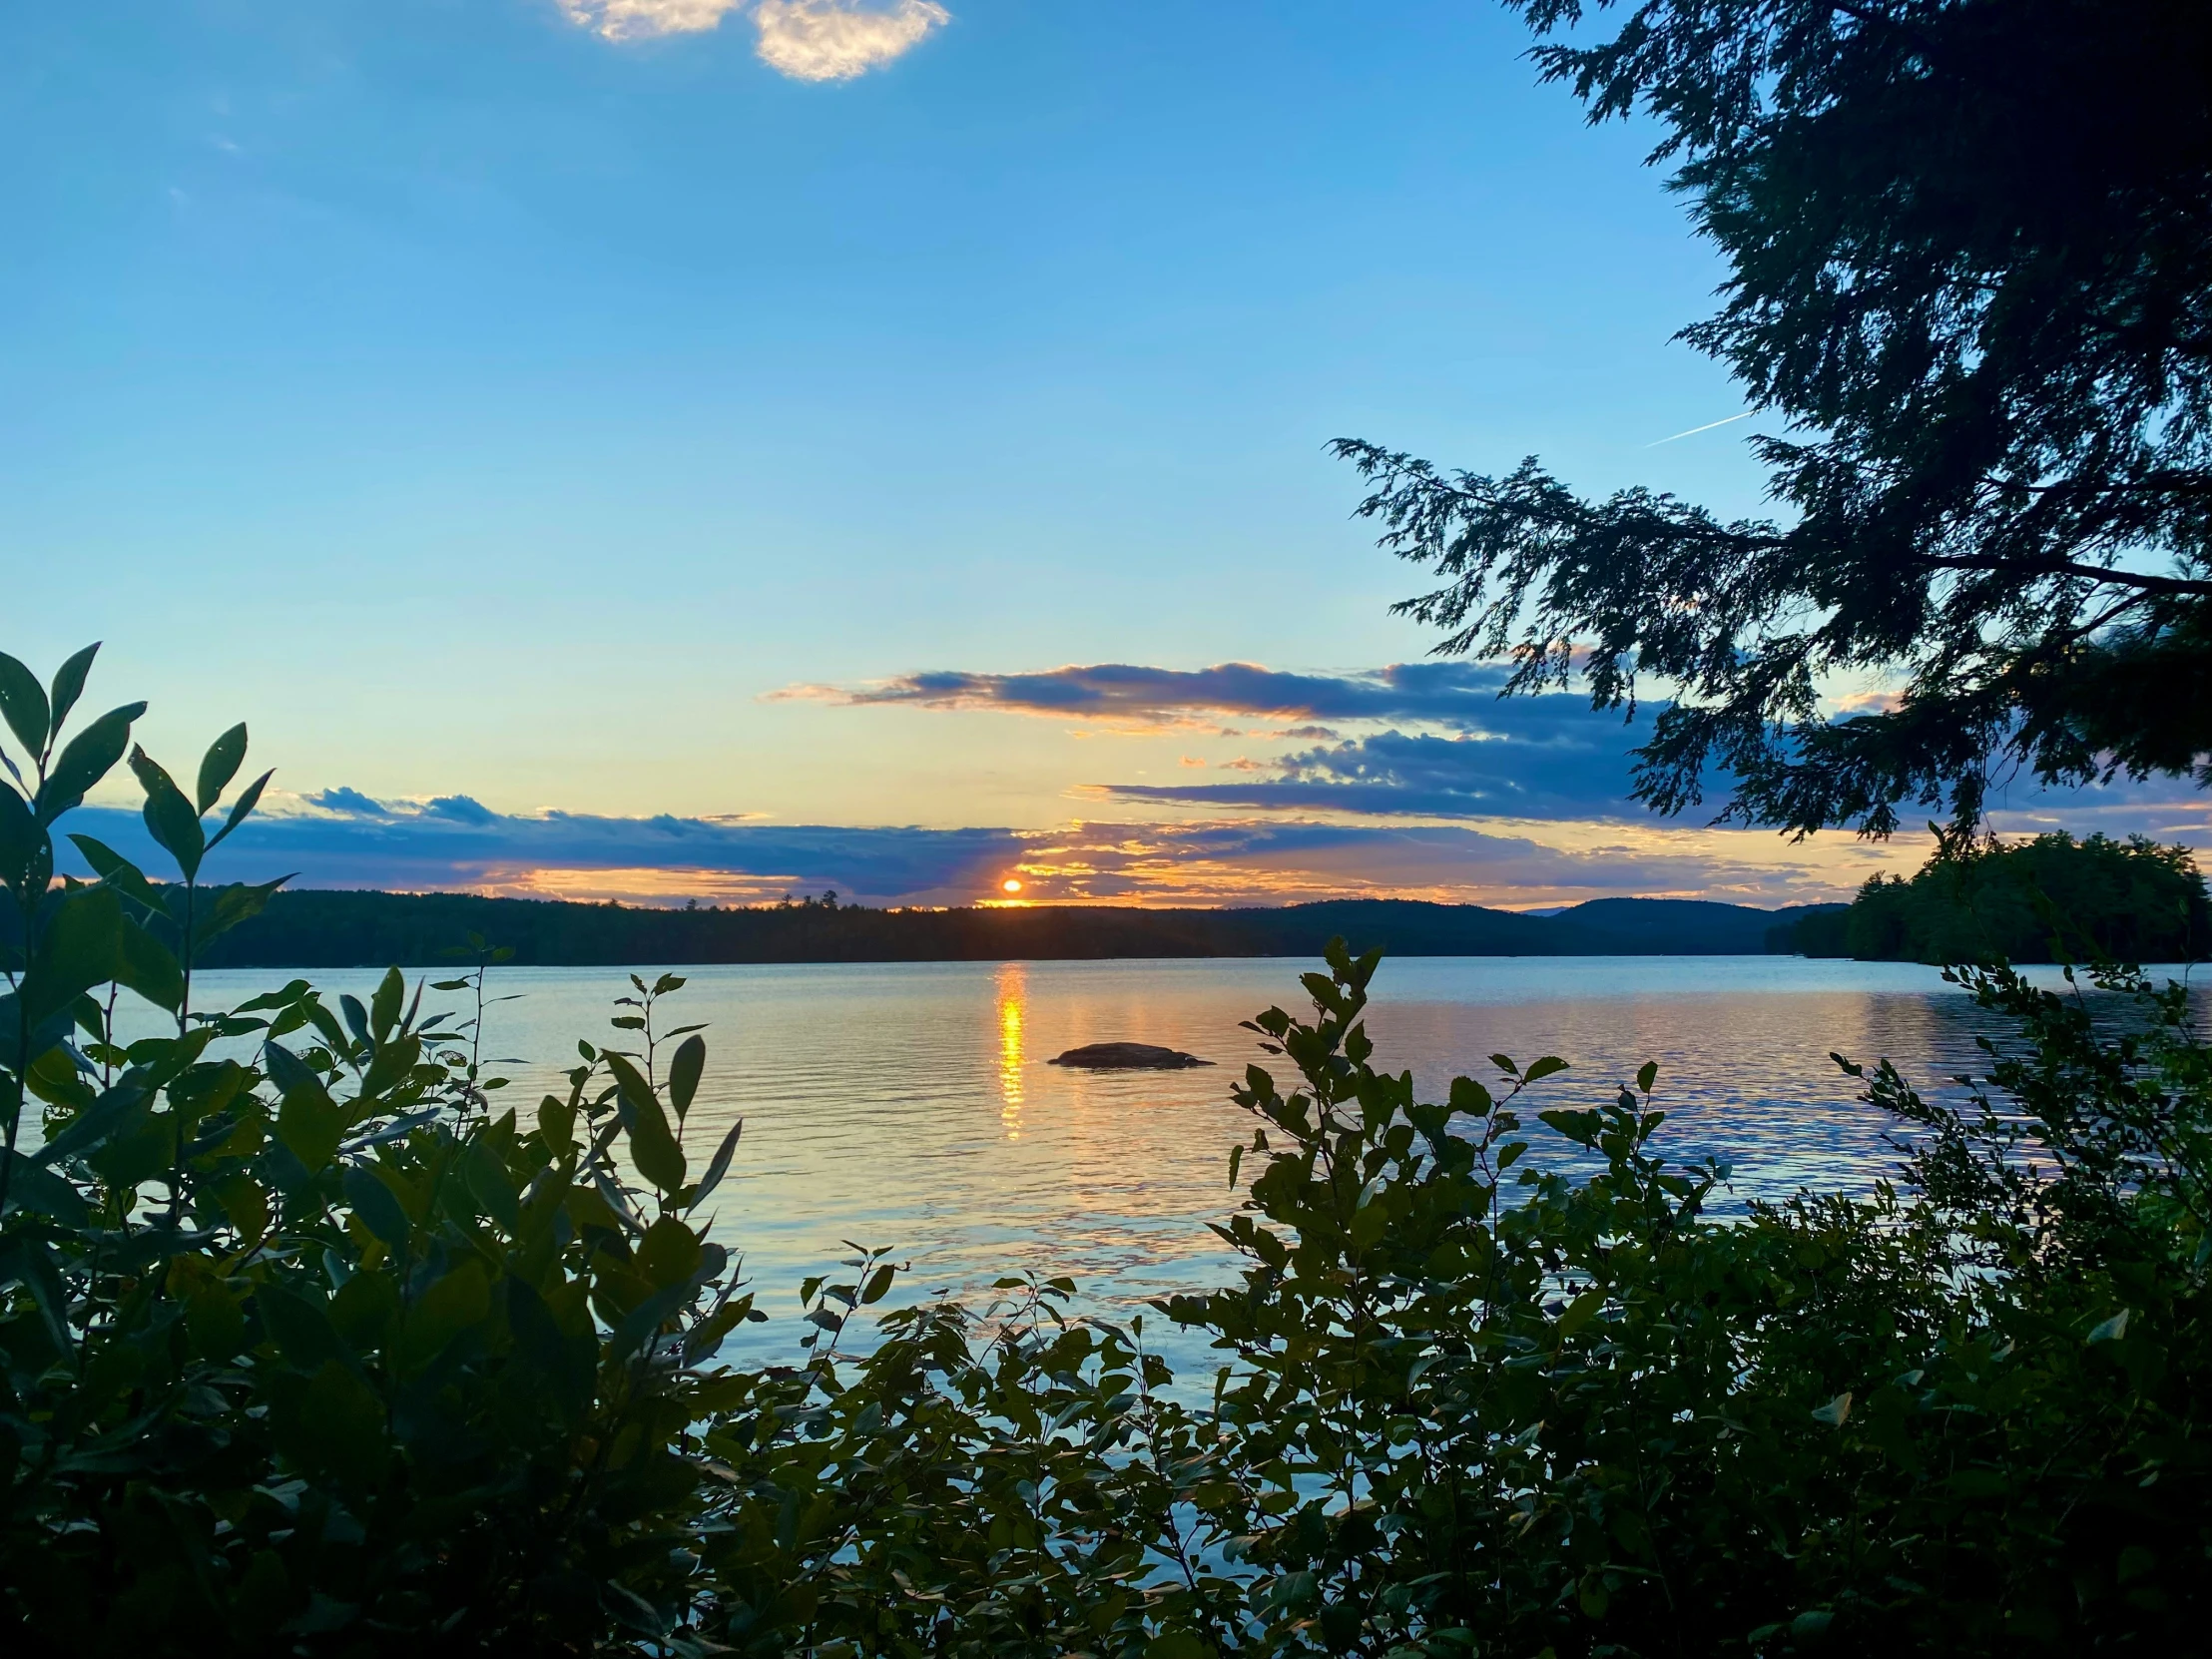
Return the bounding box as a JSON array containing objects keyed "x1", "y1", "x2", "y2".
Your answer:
[
  {"x1": 1107, "y1": 725, "x2": 1651, "y2": 821},
  {"x1": 789, "y1": 658, "x2": 1674, "y2": 821},
  {"x1": 782, "y1": 660, "x2": 1525, "y2": 727},
  {"x1": 556, "y1": 0, "x2": 948, "y2": 83},
  {"x1": 798, "y1": 655, "x2": 2212, "y2": 831},
  {"x1": 301, "y1": 786, "x2": 389, "y2": 818},
  {"x1": 61, "y1": 794, "x2": 1021, "y2": 909},
  {"x1": 53, "y1": 791, "x2": 1881, "y2": 912},
  {"x1": 752, "y1": 0, "x2": 948, "y2": 80},
  {"x1": 999, "y1": 820, "x2": 1869, "y2": 910},
  {"x1": 557, "y1": 0, "x2": 747, "y2": 41}
]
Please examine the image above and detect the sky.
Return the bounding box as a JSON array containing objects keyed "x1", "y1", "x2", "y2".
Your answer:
[{"x1": 6, "y1": 0, "x2": 2199, "y2": 909}]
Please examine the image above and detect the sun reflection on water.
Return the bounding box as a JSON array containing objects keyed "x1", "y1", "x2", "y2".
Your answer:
[{"x1": 996, "y1": 963, "x2": 1026, "y2": 1140}]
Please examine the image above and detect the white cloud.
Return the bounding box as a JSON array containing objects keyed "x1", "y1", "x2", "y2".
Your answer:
[
  {"x1": 750, "y1": 0, "x2": 948, "y2": 81},
  {"x1": 556, "y1": 0, "x2": 947, "y2": 80},
  {"x1": 558, "y1": 0, "x2": 747, "y2": 41}
]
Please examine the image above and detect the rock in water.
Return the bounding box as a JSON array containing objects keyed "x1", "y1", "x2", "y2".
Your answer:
[{"x1": 1047, "y1": 1042, "x2": 1213, "y2": 1070}]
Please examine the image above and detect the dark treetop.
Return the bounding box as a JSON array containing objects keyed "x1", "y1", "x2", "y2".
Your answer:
[
  {"x1": 1338, "y1": 0, "x2": 2212, "y2": 837},
  {"x1": 1789, "y1": 830, "x2": 2212, "y2": 962}
]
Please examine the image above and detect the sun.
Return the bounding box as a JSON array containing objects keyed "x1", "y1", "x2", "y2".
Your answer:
[{"x1": 1001, "y1": 877, "x2": 1023, "y2": 894}]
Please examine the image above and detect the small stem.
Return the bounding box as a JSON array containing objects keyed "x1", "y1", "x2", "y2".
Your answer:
[
  {"x1": 166, "y1": 876, "x2": 198, "y2": 1227},
  {"x1": 101, "y1": 982, "x2": 118, "y2": 1090}
]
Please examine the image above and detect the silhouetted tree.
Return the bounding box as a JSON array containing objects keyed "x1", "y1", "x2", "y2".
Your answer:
[
  {"x1": 1818, "y1": 831, "x2": 2211, "y2": 960},
  {"x1": 1340, "y1": 0, "x2": 2212, "y2": 836}
]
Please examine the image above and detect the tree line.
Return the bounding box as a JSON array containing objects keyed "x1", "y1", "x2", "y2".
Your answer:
[
  {"x1": 183, "y1": 889, "x2": 1835, "y2": 968},
  {"x1": 1783, "y1": 832, "x2": 2210, "y2": 963}
]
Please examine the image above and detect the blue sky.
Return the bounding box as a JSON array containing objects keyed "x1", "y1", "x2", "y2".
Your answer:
[{"x1": 7, "y1": 1, "x2": 2192, "y2": 908}]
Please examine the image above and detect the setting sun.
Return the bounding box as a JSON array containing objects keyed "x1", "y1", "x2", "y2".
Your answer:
[{"x1": 1001, "y1": 877, "x2": 1023, "y2": 893}]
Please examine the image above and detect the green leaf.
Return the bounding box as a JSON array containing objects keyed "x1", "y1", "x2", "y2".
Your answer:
[
  {"x1": 606, "y1": 1051, "x2": 687, "y2": 1193},
  {"x1": 637, "y1": 1216, "x2": 705, "y2": 1288},
  {"x1": 1556, "y1": 1286, "x2": 1606, "y2": 1338},
  {"x1": 0, "y1": 784, "x2": 42, "y2": 891},
  {"x1": 1635, "y1": 1060, "x2": 1658, "y2": 1094},
  {"x1": 197, "y1": 875, "x2": 291, "y2": 947},
  {"x1": 114, "y1": 917, "x2": 184, "y2": 1012},
  {"x1": 859, "y1": 1263, "x2": 895, "y2": 1305},
  {"x1": 37, "y1": 702, "x2": 145, "y2": 824},
  {"x1": 1522, "y1": 1055, "x2": 1569, "y2": 1083},
  {"x1": 667, "y1": 1033, "x2": 705, "y2": 1120},
  {"x1": 330, "y1": 1266, "x2": 401, "y2": 1350},
  {"x1": 539, "y1": 1092, "x2": 576, "y2": 1153},
  {"x1": 403, "y1": 1261, "x2": 492, "y2": 1365},
  {"x1": 462, "y1": 1140, "x2": 521, "y2": 1232},
  {"x1": 0, "y1": 651, "x2": 50, "y2": 762},
  {"x1": 204, "y1": 769, "x2": 272, "y2": 854},
  {"x1": 342, "y1": 1163, "x2": 412, "y2": 1247},
  {"x1": 23, "y1": 884, "x2": 124, "y2": 1028},
  {"x1": 270, "y1": 1361, "x2": 385, "y2": 1488},
  {"x1": 611, "y1": 1281, "x2": 695, "y2": 1362},
  {"x1": 1811, "y1": 1391, "x2": 1853, "y2": 1426},
  {"x1": 357, "y1": 1033, "x2": 421, "y2": 1103},
  {"x1": 369, "y1": 966, "x2": 403, "y2": 1043},
  {"x1": 267, "y1": 1044, "x2": 343, "y2": 1171},
  {"x1": 2086, "y1": 1309, "x2": 2130, "y2": 1344},
  {"x1": 1, "y1": 1149, "x2": 89, "y2": 1225},
  {"x1": 0, "y1": 1235, "x2": 72, "y2": 1352},
  {"x1": 1448, "y1": 1075, "x2": 1494, "y2": 1115},
  {"x1": 45, "y1": 643, "x2": 99, "y2": 745},
  {"x1": 685, "y1": 1118, "x2": 743, "y2": 1210},
  {"x1": 35, "y1": 1075, "x2": 151, "y2": 1167},
  {"x1": 278, "y1": 1089, "x2": 344, "y2": 1174},
  {"x1": 185, "y1": 1280, "x2": 248, "y2": 1361},
  {"x1": 257, "y1": 1283, "x2": 353, "y2": 1374},
  {"x1": 67, "y1": 833, "x2": 163, "y2": 911},
  {"x1": 130, "y1": 747, "x2": 206, "y2": 881},
  {"x1": 504, "y1": 1279, "x2": 593, "y2": 1421},
  {"x1": 1537, "y1": 1108, "x2": 1601, "y2": 1148},
  {"x1": 195, "y1": 723, "x2": 248, "y2": 814}
]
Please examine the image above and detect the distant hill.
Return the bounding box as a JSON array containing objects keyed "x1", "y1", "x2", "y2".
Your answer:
[{"x1": 196, "y1": 888, "x2": 1849, "y2": 968}]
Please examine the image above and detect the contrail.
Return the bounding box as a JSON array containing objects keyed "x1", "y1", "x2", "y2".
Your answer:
[{"x1": 1646, "y1": 410, "x2": 1753, "y2": 446}]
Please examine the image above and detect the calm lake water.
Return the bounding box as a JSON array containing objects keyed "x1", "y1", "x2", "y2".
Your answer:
[{"x1": 152, "y1": 953, "x2": 2179, "y2": 1369}]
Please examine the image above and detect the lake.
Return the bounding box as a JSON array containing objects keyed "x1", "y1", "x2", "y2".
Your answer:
[{"x1": 156, "y1": 953, "x2": 2134, "y2": 1369}]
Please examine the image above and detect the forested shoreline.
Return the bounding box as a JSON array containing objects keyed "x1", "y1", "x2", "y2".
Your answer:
[
  {"x1": 1783, "y1": 833, "x2": 2210, "y2": 963},
  {"x1": 192, "y1": 888, "x2": 1841, "y2": 967}
]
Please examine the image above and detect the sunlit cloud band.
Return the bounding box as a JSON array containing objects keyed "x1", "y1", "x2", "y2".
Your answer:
[{"x1": 58, "y1": 795, "x2": 1880, "y2": 912}]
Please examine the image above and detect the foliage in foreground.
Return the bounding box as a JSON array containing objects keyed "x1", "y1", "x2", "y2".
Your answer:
[
  {"x1": 3, "y1": 648, "x2": 2209, "y2": 1656},
  {"x1": 1789, "y1": 830, "x2": 2210, "y2": 963}
]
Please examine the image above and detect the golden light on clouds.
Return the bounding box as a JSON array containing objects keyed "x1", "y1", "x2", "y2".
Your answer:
[
  {"x1": 753, "y1": 0, "x2": 947, "y2": 80},
  {"x1": 555, "y1": 0, "x2": 949, "y2": 83}
]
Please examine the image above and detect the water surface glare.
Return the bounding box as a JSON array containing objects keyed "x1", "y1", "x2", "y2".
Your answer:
[{"x1": 167, "y1": 955, "x2": 2174, "y2": 1368}]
